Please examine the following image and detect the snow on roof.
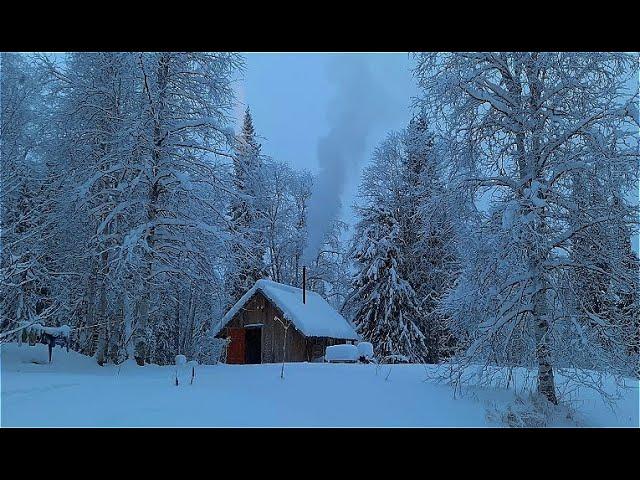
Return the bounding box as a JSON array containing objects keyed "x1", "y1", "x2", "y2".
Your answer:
[{"x1": 215, "y1": 279, "x2": 359, "y2": 340}]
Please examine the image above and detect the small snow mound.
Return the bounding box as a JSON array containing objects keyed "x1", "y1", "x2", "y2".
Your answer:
[
  {"x1": 1, "y1": 342, "x2": 97, "y2": 373},
  {"x1": 357, "y1": 342, "x2": 374, "y2": 360},
  {"x1": 326, "y1": 344, "x2": 359, "y2": 363}
]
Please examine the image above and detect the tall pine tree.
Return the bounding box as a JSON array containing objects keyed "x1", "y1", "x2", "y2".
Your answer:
[{"x1": 228, "y1": 106, "x2": 266, "y2": 303}]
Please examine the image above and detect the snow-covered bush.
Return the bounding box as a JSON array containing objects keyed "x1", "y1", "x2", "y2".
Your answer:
[
  {"x1": 357, "y1": 342, "x2": 374, "y2": 362},
  {"x1": 381, "y1": 354, "x2": 410, "y2": 364},
  {"x1": 485, "y1": 393, "x2": 578, "y2": 428}
]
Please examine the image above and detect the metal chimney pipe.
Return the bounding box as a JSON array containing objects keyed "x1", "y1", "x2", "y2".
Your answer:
[{"x1": 302, "y1": 266, "x2": 306, "y2": 304}]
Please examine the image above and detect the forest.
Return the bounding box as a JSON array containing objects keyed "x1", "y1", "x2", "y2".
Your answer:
[{"x1": 1, "y1": 52, "x2": 638, "y2": 410}]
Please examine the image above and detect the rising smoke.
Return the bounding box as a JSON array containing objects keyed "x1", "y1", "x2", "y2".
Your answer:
[{"x1": 302, "y1": 54, "x2": 390, "y2": 265}]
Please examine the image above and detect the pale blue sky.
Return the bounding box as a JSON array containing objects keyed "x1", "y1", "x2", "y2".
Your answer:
[
  {"x1": 234, "y1": 52, "x2": 419, "y2": 226},
  {"x1": 232, "y1": 53, "x2": 637, "y2": 254}
]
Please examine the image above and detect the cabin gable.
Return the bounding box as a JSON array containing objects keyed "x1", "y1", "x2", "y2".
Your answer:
[{"x1": 217, "y1": 291, "x2": 353, "y2": 364}]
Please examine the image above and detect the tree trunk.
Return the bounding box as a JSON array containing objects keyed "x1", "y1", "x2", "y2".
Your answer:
[
  {"x1": 175, "y1": 287, "x2": 181, "y2": 356},
  {"x1": 532, "y1": 277, "x2": 558, "y2": 404},
  {"x1": 123, "y1": 287, "x2": 135, "y2": 360},
  {"x1": 535, "y1": 327, "x2": 557, "y2": 403},
  {"x1": 134, "y1": 288, "x2": 150, "y2": 366},
  {"x1": 529, "y1": 57, "x2": 557, "y2": 405},
  {"x1": 134, "y1": 53, "x2": 169, "y2": 366},
  {"x1": 82, "y1": 266, "x2": 98, "y2": 355},
  {"x1": 527, "y1": 186, "x2": 558, "y2": 405},
  {"x1": 95, "y1": 251, "x2": 109, "y2": 366}
]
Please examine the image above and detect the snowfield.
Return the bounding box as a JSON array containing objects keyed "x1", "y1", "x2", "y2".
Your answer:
[{"x1": 1, "y1": 343, "x2": 638, "y2": 428}]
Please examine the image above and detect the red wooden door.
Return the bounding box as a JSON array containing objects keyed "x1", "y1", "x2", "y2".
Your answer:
[{"x1": 227, "y1": 328, "x2": 246, "y2": 364}]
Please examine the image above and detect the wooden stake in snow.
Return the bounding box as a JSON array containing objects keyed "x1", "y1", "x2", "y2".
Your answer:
[
  {"x1": 274, "y1": 315, "x2": 289, "y2": 379},
  {"x1": 187, "y1": 360, "x2": 197, "y2": 385}
]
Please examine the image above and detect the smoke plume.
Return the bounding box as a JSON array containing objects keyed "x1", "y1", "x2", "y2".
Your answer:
[{"x1": 302, "y1": 55, "x2": 389, "y2": 265}]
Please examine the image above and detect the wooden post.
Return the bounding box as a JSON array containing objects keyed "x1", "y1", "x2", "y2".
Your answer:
[
  {"x1": 281, "y1": 326, "x2": 288, "y2": 379},
  {"x1": 302, "y1": 266, "x2": 306, "y2": 304},
  {"x1": 47, "y1": 334, "x2": 54, "y2": 363},
  {"x1": 274, "y1": 316, "x2": 289, "y2": 379}
]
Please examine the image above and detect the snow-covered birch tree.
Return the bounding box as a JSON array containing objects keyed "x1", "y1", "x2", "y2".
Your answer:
[
  {"x1": 415, "y1": 52, "x2": 639, "y2": 403},
  {"x1": 1, "y1": 53, "x2": 57, "y2": 332},
  {"x1": 130, "y1": 52, "x2": 243, "y2": 365}
]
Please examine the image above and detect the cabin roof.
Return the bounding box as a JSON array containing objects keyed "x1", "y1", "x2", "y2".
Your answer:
[{"x1": 214, "y1": 279, "x2": 359, "y2": 340}]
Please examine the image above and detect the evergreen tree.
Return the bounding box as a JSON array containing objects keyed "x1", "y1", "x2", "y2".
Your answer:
[
  {"x1": 345, "y1": 134, "x2": 428, "y2": 362},
  {"x1": 566, "y1": 172, "x2": 639, "y2": 372},
  {"x1": 401, "y1": 112, "x2": 459, "y2": 362},
  {"x1": 348, "y1": 203, "x2": 427, "y2": 362},
  {"x1": 228, "y1": 106, "x2": 266, "y2": 303}
]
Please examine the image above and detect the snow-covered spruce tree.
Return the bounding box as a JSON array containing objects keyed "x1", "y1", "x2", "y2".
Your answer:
[
  {"x1": 228, "y1": 106, "x2": 267, "y2": 303},
  {"x1": 345, "y1": 134, "x2": 428, "y2": 362},
  {"x1": 564, "y1": 170, "x2": 639, "y2": 376},
  {"x1": 348, "y1": 204, "x2": 428, "y2": 363},
  {"x1": 401, "y1": 112, "x2": 460, "y2": 362},
  {"x1": 415, "y1": 52, "x2": 639, "y2": 403},
  {"x1": 344, "y1": 119, "x2": 459, "y2": 363}
]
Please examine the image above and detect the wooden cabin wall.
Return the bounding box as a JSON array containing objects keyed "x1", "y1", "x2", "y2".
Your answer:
[
  {"x1": 219, "y1": 291, "x2": 357, "y2": 363},
  {"x1": 220, "y1": 292, "x2": 307, "y2": 363}
]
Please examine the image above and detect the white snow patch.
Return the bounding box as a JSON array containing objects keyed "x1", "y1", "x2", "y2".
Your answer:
[
  {"x1": 1, "y1": 343, "x2": 637, "y2": 427},
  {"x1": 326, "y1": 344, "x2": 360, "y2": 363}
]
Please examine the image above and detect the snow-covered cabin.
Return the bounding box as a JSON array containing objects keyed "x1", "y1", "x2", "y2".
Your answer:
[{"x1": 213, "y1": 279, "x2": 359, "y2": 364}]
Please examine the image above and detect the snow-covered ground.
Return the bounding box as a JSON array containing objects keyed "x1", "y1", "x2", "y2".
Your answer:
[{"x1": 1, "y1": 343, "x2": 637, "y2": 427}]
